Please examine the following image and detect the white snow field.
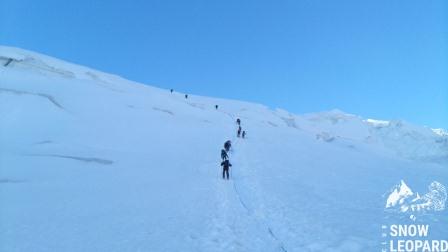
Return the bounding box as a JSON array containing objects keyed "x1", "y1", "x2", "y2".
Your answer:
[{"x1": 0, "y1": 45, "x2": 447, "y2": 252}]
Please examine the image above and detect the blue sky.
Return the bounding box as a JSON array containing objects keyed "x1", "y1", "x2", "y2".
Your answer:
[{"x1": 1, "y1": 0, "x2": 447, "y2": 128}]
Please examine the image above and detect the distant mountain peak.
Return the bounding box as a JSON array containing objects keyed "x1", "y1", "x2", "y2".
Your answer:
[{"x1": 432, "y1": 128, "x2": 448, "y2": 137}]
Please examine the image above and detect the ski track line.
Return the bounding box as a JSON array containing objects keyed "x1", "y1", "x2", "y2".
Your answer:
[
  {"x1": 224, "y1": 120, "x2": 288, "y2": 252},
  {"x1": 208, "y1": 114, "x2": 262, "y2": 251},
  {"x1": 209, "y1": 180, "x2": 236, "y2": 251},
  {"x1": 230, "y1": 136, "x2": 289, "y2": 252},
  {"x1": 196, "y1": 164, "x2": 230, "y2": 251},
  {"x1": 207, "y1": 109, "x2": 288, "y2": 251}
]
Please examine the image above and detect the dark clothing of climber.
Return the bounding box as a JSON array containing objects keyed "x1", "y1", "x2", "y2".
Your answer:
[
  {"x1": 221, "y1": 149, "x2": 228, "y2": 160},
  {"x1": 221, "y1": 160, "x2": 232, "y2": 180}
]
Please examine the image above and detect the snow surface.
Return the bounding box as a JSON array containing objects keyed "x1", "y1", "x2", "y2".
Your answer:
[
  {"x1": 433, "y1": 128, "x2": 448, "y2": 137},
  {"x1": 0, "y1": 45, "x2": 447, "y2": 251}
]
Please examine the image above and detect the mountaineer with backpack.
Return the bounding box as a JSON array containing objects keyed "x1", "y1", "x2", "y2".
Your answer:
[
  {"x1": 221, "y1": 149, "x2": 228, "y2": 160},
  {"x1": 221, "y1": 159, "x2": 232, "y2": 180}
]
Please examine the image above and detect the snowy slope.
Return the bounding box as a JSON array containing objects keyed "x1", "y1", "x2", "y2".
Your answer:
[{"x1": 0, "y1": 46, "x2": 447, "y2": 252}]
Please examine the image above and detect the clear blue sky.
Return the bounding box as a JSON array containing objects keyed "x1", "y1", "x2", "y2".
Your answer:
[{"x1": 1, "y1": 0, "x2": 447, "y2": 128}]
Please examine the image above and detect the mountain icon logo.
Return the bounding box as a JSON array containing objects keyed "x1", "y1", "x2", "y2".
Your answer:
[{"x1": 385, "y1": 180, "x2": 447, "y2": 219}]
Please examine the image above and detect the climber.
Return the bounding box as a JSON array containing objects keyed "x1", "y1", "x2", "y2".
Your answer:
[
  {"x1": 237, "y1": 126, "x2": 242, "y2": 138},
  {"x1": 221, "y1": 159, "x2": 232, "y2": 180},
  {"x1": 221, "y1": 149, "x2": 228, "y2": 160},
  {"x1": 242, "y1": 131, "x2": 246, "y2": 139},
  {"x1": 224, "y1": 140, "x2": 231, "y2": 152},
  {"x1": 185, "y1": 94, "x2": 188, "y2": 99},
  {"x1": 170, "y1": 89, "x2": 174, "y2": 93},
  {"x1": 215, "y1": 105, "x2": 218, "y2": 110},
  {"x1": 236, "y1": 118, "x2": 241, "y2": 125}
]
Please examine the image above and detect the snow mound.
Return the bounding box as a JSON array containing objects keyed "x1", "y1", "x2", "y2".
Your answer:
[
  {"x1": 0, "y1": 45, "x2": 131, "y2": 87},
  {"x1": 365, "y1": 118, "x2": 390, "y2": 127},
  {"x1": 368, "y1": 120, "x2": 448, "y2": 162}
]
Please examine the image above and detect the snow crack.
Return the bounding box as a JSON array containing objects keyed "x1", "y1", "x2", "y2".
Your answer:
[{"x1": 0, "y1": 88, "x2": 64, "y2": 110}]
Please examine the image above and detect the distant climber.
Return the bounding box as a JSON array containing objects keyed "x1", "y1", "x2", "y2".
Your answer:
[
  {"x1": 221, "y1": 159, "x2": 232, "y2": 180},
  {"x1": 170, "y1": 89, "x2": 174, "y2": 93},
  {"x1": 221, "y1": 149, "x2": 228, "y2": 160},
  {"x1": 224, "y1": 140, "x2": 231, "y2": 152},
  {"x1": 236, "y1": 118, "x2": 241, "y2": 125},
  {"x1": 242, "y1": 131, "x2": 246, "y2": 139},
  {"x1": 215, "y1": 105, "x2": 218, "y2": 110},
  {"x1": 185, "y1": 94, "x2": 188, "y2": 99},
  {"x1": 237, "y1": 126, "x2": 242, "y2": 138}
]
